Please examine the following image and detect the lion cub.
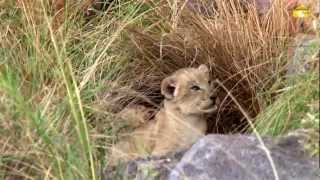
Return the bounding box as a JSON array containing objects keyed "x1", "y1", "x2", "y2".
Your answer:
[{"x1": 109, "y1": 64, "x2": 218, "y2": 164}]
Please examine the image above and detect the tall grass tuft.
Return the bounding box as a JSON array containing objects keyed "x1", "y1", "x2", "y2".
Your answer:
[
  {"x1": 255, "y1": 71, "x2": 319, "y2": 155},
  {"x1": 118, "y1": 0, "x2": 292, "y2": 133},
  {"x1": 0, "y1": 0, "x2": 149, "y2": 179}
]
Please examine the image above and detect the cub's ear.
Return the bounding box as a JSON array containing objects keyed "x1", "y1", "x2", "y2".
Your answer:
[
  {"x1": 161, "y1": 76, "x2": 177, "y2": 100},
  {"x1": 198, "y1": 64, "x2": 209, "y2": 73}
]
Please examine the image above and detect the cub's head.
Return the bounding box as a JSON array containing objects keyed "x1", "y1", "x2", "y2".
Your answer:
[{"x1": 161, "y1": 64, "x2": 218, "y2": 115}]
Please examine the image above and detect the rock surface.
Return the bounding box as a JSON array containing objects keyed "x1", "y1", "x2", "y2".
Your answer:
[
  {"x1": 169, "y1": 134, "x2": 319, "y2": 180},
  {"x1": 287, "y1": 35, "x2": 320, "y2": 76},
  {"x1": 104, "y1": 134, "x2": 319, "y2": 180},
  {"x1": 104, "y1": 150, "x2": 187, "y2": 180}
]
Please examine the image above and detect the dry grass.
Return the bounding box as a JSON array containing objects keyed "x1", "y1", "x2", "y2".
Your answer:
[{"x1": 113, "y1": 0, "x2": 292, "y2": 133}]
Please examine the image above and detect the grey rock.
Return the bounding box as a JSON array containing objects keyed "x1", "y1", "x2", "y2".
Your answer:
[
  {"x1": 186, "y1": 0, "x2": 272, "y2": 16},
  {"x1": 103, "y1": 134, "x2": 319, "y2": 180},
  {"x1": 104, "y1": 150, "x2": 187, "y2": 180},
  {"x1": 287, "y1": 35, "x2": 320, "y2": 76},
  {"x1": 169, "y1": 134, "x2": 319, "y2": 180}
]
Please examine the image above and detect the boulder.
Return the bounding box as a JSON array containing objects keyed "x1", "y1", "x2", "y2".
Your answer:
[
  {"x1": 287, "y1": 35, "x2": 320, "y2": 76},
  {"x1": 104, "y1": 150, "x2": 187, "y2": 180},
  {"x1": 104, "y1": 134, "x2": 319, "y2": 180},
  {"x1": 169, "y1": 134, "x2": 319, "y2": 180}
]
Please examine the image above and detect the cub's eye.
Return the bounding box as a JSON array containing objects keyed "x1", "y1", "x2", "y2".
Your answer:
[
  {"x1": 208, "y1": 80, "x2": 211, "y2": 84},
  {"x1": 191, "y1": 85, "x2": 201, "y2": 91}
]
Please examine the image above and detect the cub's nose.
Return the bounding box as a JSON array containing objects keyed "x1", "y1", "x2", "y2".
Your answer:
[
  {"x1": 210, "y1": 95, "x2": 220, "y2": 106},
  {"x1": 210, "y1": 95, "x2": 216, "y2": 101}
]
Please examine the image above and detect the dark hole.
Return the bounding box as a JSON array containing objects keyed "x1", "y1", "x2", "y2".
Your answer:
[{"x1": 167, "y1": 85, "x2": 176, "y2": 96}]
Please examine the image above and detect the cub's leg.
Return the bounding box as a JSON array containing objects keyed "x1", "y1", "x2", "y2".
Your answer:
[
  {"x1": 107, "y1": 120, "x2": 156, "y2": 166},
  {"x1": 117, "y1": 105, "x2": 155, "y2": 129}
]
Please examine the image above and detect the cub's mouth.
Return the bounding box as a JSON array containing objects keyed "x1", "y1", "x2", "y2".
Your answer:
[
  {"x1": 199, "y1": 101, "x2": 217, "y2": 113},
  {"x1": 199, "y1": 95, "x2": 221, "y2": 113}
]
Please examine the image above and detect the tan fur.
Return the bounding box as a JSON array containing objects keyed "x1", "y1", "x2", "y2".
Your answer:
[
  {"x1": 118, "y1": 105, "x2": 155, "y2": 128},
  {"x1": 109, "y1": 65, "x2": 219, "y2": 165}
]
